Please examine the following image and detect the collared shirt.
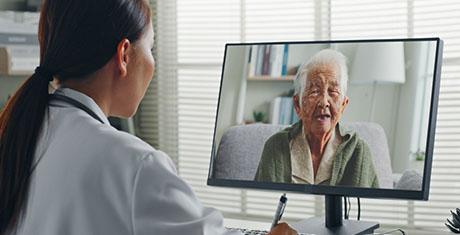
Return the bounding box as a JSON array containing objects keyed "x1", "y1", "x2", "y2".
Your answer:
[
  {"x1": 16, "y1": 88, "x2": 240, "y2": 235},
  {"x1": 289, "y1": 126, "x2": 343, "y2": 185}
]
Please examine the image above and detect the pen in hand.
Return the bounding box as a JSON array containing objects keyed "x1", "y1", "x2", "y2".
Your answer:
[{"x1": 271, "y1": 193, "x2": 287, "y2": 229}]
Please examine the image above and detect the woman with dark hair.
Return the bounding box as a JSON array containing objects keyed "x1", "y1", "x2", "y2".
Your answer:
[{"x1": 0, "y1": 0, "x2": 296, "y2": 234}]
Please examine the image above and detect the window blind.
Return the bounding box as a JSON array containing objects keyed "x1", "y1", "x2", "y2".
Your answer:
[
  {"x1": 150, "y1": 0, "x2": 460, "y2": 231},
  {"x1": 176, "y1": 0, "x2": 243, "y2": 213},
  {"x1": 139, "y1": 0, "x2": 180, "y2": 163},
  {"x1": 330, "y1": 0, "x2": 408, "y2": 39},
  {"x1": 411, "y1": 0, "x2": 460, "y2": 229},
  {"x1": 244, "y1": 0, "x2": 316, "y2": 42}
]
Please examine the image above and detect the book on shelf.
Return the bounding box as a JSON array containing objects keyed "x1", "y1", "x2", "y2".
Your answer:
[
  {"x1": 255, "y1": 45, "x2": 264, "y2": 76},
  {"x1": 248, "y1": 44, "x2": 289, "y2": 79},
  {"x1": 248, "y1": 45, "x2": 258, "y2": 78},
  {"x1": 270, "y1": 44, "x2": 284, "y2": 77},
  {"x1": 268, "y1": 97, "x2": 281, "y2": 124},
  {"x1": 281, "y1": 45, "x2": 289, "y2": 77},
  {"x1": 262, "y1": 45, "x2": 271, "y2": 75},
  {"x1": 268, "y1": 96, "x2": 299, "y2": 125}
]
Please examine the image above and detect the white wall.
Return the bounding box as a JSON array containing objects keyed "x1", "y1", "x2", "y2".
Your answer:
[
  {"x1": 287, "y1": 44, "x2": 328, "y2": 70},
  {"x1": 392, "y1": 41, "x2": 435, "y2": 173},
  {"x1": 341, "y1": 84, "x2": 400, "y2": 154},
  {"x1": 214, "y1": 45, "x2": 247, "y2": 147}
]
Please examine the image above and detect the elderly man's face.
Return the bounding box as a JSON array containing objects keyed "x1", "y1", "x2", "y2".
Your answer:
[{"x1": 293, "y1": 63, "x2": 349, "y2": 138}]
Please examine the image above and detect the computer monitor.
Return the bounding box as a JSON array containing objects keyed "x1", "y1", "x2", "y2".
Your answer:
[{"x1": 208, "y1": 38, "x2": 443, "y2": 234}]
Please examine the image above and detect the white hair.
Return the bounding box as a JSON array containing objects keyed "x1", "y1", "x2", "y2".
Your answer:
[{"x1": 293, "y1": 49, "x2": 348, "y2": 101}]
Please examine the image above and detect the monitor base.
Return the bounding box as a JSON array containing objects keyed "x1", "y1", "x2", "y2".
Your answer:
[{"x1": 292, "y1": 217, "x2": 379, "y2": 235}]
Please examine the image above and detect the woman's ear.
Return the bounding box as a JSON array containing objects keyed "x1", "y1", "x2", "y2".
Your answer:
[
  {"x1": 116, "y1": 39, "x2": 131, "y2": 77},
  {"x1": 340, "y1": 95, "x2": 349, "y2": 114},
  {"x1": 293, "y1": 95, "x2": 302, "y2": 117}
]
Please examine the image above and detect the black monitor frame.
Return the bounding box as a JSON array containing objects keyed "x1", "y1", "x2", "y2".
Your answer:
[{"x1": 208, "y1": 37, "x2": 443, "y2": 201}]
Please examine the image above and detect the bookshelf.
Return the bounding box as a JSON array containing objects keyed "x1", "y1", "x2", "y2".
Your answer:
[{"x1": 242, "y1": 44, "x2": 299, "y2": 124}]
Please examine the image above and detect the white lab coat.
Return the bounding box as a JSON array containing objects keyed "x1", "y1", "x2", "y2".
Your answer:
[{"x1": 14, "y1": 88, "x2": 242, "y2": 235}]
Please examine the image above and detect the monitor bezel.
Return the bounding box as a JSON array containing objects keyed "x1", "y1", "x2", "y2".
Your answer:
[{"x1": 207, "y1": 37, "x2": 443, "y2": 201}]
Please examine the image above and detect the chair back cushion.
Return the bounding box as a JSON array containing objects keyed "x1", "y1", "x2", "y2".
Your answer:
[{"x1": 214, "y1": 124, "x2": 285, "y2": 180}]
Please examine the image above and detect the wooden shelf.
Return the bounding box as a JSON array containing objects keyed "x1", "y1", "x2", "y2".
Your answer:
[{"x1": 247, "y1": 75, "x2": 295, "y2": 81}]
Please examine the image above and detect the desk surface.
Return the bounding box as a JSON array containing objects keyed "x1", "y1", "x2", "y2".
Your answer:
[{"x1": 224, "y1": 218, "x2": 451, "y2": 235}]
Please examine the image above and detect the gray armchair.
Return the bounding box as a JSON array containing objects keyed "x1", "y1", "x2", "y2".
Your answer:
[
  {"x1": 213, "y1": 122, "x2": 405, "y2": 189},
  {"x1": 213, "y1": 124, "x2": 284, "y2": 181}
]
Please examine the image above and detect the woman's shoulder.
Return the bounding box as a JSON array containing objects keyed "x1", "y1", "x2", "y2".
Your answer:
[
  {"x1": 48, "y1": 108, "x2": 172, "y2": 171},
  {"x1": 96, "y1": 125, "x2": 163, "y2": 161},
  {"x1": 73, "y1": 125, "x2": 176, "y2": 185}
]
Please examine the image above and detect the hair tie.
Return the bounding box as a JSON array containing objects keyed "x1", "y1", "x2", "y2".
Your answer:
[{"x1": 34, "y1": 66, "x2": 54, "y2": 81}]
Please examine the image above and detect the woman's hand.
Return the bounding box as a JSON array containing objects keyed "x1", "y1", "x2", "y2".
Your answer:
[{"x1": 267, "y1": 222, "x2": 298, "y2": 235}]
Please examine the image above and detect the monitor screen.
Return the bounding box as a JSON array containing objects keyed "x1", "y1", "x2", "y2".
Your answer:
[{"x1": 208, "y1": 38, "x2": 443, "y2": 200}]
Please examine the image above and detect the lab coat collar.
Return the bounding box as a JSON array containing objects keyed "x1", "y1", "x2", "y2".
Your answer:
[{"x1": 52, "y1": 88, "x2": 111, "y2": 126}]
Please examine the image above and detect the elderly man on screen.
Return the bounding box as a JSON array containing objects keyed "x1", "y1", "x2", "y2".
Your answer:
[{"x1": 254, "y1": 49, "x2": 379, "y2": 188}]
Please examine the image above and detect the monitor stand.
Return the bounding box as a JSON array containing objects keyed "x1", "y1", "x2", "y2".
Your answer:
[{"x1": 292, "y1": 195, "x2": 379, "y2": 235}]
